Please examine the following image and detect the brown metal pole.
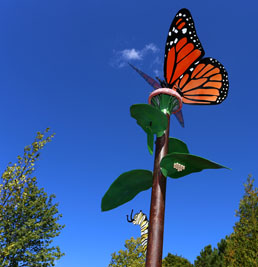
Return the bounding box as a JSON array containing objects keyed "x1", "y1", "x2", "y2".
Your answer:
[{"x1": 145, "y1": 113, "x2": 170, "y2": 267}]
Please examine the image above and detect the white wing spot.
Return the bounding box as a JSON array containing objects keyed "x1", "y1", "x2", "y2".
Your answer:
[
  {"x1": 182, "y1": 28, "x2": 187, "y2": 34},
  {"x1": 174, "y1": 38, "x2": 178, "y2": 44}
]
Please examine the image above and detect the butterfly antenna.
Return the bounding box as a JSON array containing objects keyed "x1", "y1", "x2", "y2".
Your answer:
[
  {"x1": 126, "y1": 209, "x2": 134, "y2": 222},
  {"x1": 155, "y1": 77, "x2": 163, "y2": 85}
]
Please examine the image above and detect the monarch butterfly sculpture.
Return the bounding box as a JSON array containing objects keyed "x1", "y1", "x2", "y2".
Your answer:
[
  {"x1": 127, "y1": 210, "x2": 149, "y2": 251},
  {"x1": 130, "y1": 8, "x2": 229, "y2": 127}
]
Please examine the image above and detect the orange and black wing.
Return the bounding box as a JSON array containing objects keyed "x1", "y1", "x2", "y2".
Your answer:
[
  {"x1": 164, "y1": 8, "x2": 205, "y2": 86},
  {"x1": 175, "y1": 57, "x2": 229, "y2": 104}
]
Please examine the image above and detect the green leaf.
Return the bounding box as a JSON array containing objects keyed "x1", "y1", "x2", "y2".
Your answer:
[
  {"x1": 101, "y1": 170, "x2": 153, "y2": 211},
  {"x1": 168, "y1": 138, "x2": 189, "y2": 154},
  {"x1": 130, "y1": 104, "x2": 168, "y2": 135},
  {"x1": 147, "y1": 133, "x2": 154, "y2": 155},
  {"x1": 161, "y1": 167, "x2": 168, "y2": 178},
  {"x1": 130, "y1": 104, "x2": 168, "y2": 154},
  {"x1": 160, "y1": 153, "x2": 230, "y2": 179}
]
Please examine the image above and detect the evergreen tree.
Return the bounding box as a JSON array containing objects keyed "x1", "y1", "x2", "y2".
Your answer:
[
  {"x1": 0, "y1": 129, "x2": 64, "y2": 266},
  {"x1": 214, "y1": 238, "x2": 227, "y2": 266},
  {"x1": 224, "y1": 175, "x2": 258, "y2": 266},
  {"x1": 194, "y1": 239, "x2": 227, "y2": 267},
  {"x1": 194, "y1": 245, "x2": 215, "y2": 267}
]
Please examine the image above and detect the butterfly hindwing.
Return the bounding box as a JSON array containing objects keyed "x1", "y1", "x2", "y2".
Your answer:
[
  {"x1": 164, "y1": 8, "x2": 205, "y2": 86},
  {"x1": 175, "y1": 57, "x2": 229, "y2": 105}
]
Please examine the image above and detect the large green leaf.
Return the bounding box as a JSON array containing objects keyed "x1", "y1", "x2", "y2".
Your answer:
[
  {"x1": 168, "y1": 138, "x2": 189, "y2": 154},
  {"x1": 160, "y1": 153, "x2": 230, "y2": 179},
  {"x1": 130, "y1": 104, "x2": 168, "y2": 135},
  {"x1": 101, "y1": 169, "x2": 153, "y2": 211},
  {"x1": 130, "y1": 104, "x2": 168, "y2": 155}
]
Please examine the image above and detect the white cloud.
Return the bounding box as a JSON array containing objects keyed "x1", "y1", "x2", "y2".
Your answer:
[
  {"x1": 143, "y1": 43, "x2": 159, "y2": 53},
  {"x1": 120, "y1": 48, "x2": 142, "y2": 60},
  {"x1": 111, "y1": 43, "x2": 160, "y2": 68}
]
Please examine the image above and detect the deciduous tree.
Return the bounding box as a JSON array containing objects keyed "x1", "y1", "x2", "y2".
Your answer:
[
  {"x1": 162, "y1": 252, "x2": 193, "y2": 266},
  {"x1": 109, "y1": 237, "x2": 145, "y2": 267},
  {"x1": 0, "y1": 129, "x2": 64, "y2": 267}
]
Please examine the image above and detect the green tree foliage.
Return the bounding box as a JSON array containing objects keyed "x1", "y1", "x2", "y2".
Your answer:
[
  {"x1": 194, "y1": 239, "x2": 227, "y2": 267},
  {"x1": 194, "y1": 245, "x2": 214, "y2": 267},
  {"x1": 214, "y1": 238, "x2": 227, "y2": 266},
  {"x1": 224, "y1": 175, "x2": 258, "y2": 266},
  {"x1": 162, "y1": 252, "x2": 193, "y2": 266},
  {"x1": 109, "y1": 237, "x2": 195, "y2": 267},
  {"x1": 109, "y1": 237, "x2": 145, "y2": 267},
  {"x1": 0, "y1": 129, "x2": 65, "y2": 267}
]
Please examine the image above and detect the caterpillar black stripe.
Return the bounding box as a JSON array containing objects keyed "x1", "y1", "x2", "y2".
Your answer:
[{"x1": 127, "y1": 210, "x2": 149, "y2": 251}]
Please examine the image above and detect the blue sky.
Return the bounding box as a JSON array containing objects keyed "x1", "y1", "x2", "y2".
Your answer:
[{"x1": 0, "y1": 0, "x2": 257, "y2": 266}]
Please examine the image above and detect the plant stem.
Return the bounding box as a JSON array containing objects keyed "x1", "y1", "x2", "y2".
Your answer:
[{"x1": 145, "y1": 113, "x2": 170, "y2": 267}]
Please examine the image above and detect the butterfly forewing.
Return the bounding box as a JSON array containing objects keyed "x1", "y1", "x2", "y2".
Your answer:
[
  {"x1": 176, "y1": 57, "x2": 229, "y2": 104},
  {"x1": 164, "y1": 8, "x2": 205, "y2": 86}
]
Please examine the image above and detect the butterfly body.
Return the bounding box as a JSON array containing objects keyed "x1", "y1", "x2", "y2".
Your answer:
[{"x1": 129, "y1": 63, "x2": 185, "y2": 127}]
